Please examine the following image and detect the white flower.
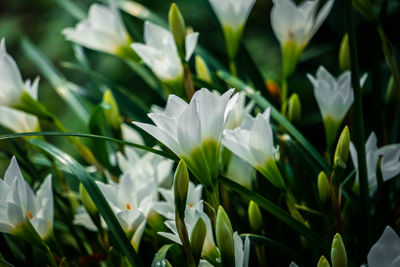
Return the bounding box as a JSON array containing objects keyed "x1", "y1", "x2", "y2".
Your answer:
[
  {"x1": 0, "y1": 157, "x2": 53, "y2": 240},
  {"x1": 155, "y1": 182, "x2": 217, "y2": 260},
  {"x1": 234, "y1": 232, "x2": 250, "y2": 267},
  {"x1": 0, "y1": 39, "x2": 39, "y2": 107},
  {"x1": 350, "y1": 132, "x2": 400, "y2": 190},
  {"x1": 225, "y1": 92, "x2": 253, "y2": 130},
  {"x1": 73, "y1": 206, "x2": 101, "y2": 231},
  {"x1": 62, "y1": 3, "x2": 131, "y2": 55},
  {"x1": 307, "y1": 66, "x2": 354, "y2": 123},
  {"x1": 0, "y1": 106, "x2": 39, "y2": 133},
  {"x1": 96, "y1": 173, "x2": 153, "y2": 248},
  {"x1": 271, "y1": 0, "x2": 334, "y2": 48},
  {"x1": 134, "y1": 88, "x2": 237, "y2": 185},
  {"x1": 208, "y1": 0, "x2": 255, "y2": 31},
  {"x1": 131, "y1": 21, "x2": 199, "y2": 83},
  {"x1": 222, "y1": 108, "x2": 285, "y2": 189},
  {"x1": 366, "y1": 226, "x2": 400, "y2": 267}
]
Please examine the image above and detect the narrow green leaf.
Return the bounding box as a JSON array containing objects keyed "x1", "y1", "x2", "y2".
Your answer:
[
  {"x1": 0, "y1": 132, "x2": 177, "y2": 161},
  {"x1": 21, "y1": 39, "x2": 91, "y2": 123},
  {"x1": 54, "y1": 0, "x2": 86, "y2": 20},
  {"x1": 27, "y1": 139, "x2": 144, "y2": 267},
  {"x1": 151, "y1": 244, "x2": 176, "y2": 267},
  {"x1": 243, "y1": 234, "x2": 311, "y2": 265},
  {"x1": 218, "y1": 175, "x2": 330, "y2": 255},
  {"x1": 0, "y1": 257, "x2": 16, "y2": 267},
  {"x1": 217, "y1": 70, "x2": 330, "y2": 172}
]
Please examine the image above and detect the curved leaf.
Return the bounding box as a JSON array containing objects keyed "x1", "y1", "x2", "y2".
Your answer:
[{"x1": 151, "y1": 244, "x2": 176, "y2": 267}]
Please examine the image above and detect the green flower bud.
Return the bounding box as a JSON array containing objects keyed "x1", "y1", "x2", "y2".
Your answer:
[
  {"x1": 339, "y1": 34, "x2": 350, "y2": 72},
  {"x1": 174, "y1": 160, "x2": 189, "y2": 218},
  {"x1": 169, "y1": 3, "x2": 186, "y2": 59},
  {"x1": 318, "y1": 172, "x2": 331, "y2": 203},
  {"x1": 190, "y1": 217, "x2": 207, "y2": 265},
  {"x1": 79, "y1": 183, "x2": 97, "y2": 216},
  {"x1": 195, "y1": 55, "x2": 212, "y2": 84},
  {"x1": 248, "y1": 201, "x2": 263, "y2": 232},
  {"x1": 103, "y1": 90, "x2": 121, "y2": 133},
  {"x1": 287, "y1": 93, "x2": 301, "y2": 123},
  {"x1": 331, "y1": 233, "x2": 347, "y2": 267},
  {"x1": 216, "y1": 206, "x2": 235, "y2": 267},
  {"x1": 317, "y1": 255, "x2": 331, "y2": 267},
  {"x1": 334, "y1": 126, "x2": 350, "y2": 169}
]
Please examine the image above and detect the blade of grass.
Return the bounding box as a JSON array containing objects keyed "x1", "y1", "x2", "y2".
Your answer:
[
  {"x1": 217, "y1": 70, "x2": 330, "y2": 172},
  {"x1": 21, "y1": 39, "x2": 91, "y2": 123},
  {"x1": 28, "y1": 139, "x2": 144, "y2": 267},
  {"x1": 218, "y1": 175, "x2": 330, "y2": 255},
  {"x1": 0, "y1": 132, "x2": 177, "y2": 161}
]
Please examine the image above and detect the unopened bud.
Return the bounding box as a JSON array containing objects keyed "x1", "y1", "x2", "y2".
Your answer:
[
  {"x1": 103, "y1": 90, "x2": 121, "y2": 132},
  {"x1": 174, "y1": 160, "x2": 189, "y2": 218},
  {"x1": 334, "y1": 126, "x2": 350, "y2": 169},
  {"x1": 216, "y1": 206, "x2": 235, "y2": 267},
  {"x1": 169, "y1": 3, "x2": 186, "y2": 59},
  {"x1": 318, "y1": 172, "x2": 330, "y2": 203},
  {"x1": 317, "y1": 255, "x2": 331, "y2": 267},
  {"x1": 248, "y1": 201, "x2": 263, "y2": 232},
  {"x1": 195, "y1": 55, "x2": 212, "y2": 83},
  {"x1": 331, "y1": 233, "x2": 347, "y2": 267},
  {"x1": 287, "y1": 93, "x2": 301, "y2": 123},
  {"x1": 339, "y1": 34, "x2": 350, "y2": 72},
  {"x1": 190, "y1": 217, "x2": 206, "y2": 265},
  {"x1": 79, "y1": 183, "x2": 97, "y2": 216}
]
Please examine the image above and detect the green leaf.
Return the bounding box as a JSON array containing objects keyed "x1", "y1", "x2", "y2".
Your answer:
[
  {"x1": 27, "y1": 139, "x2": 144, "y2": 267},
  {"x1": 0, "y1": 256, "x2": 16, "y2": 267},
  {"x1": 54, "y1": 0, "x2": 86, "y2": 20},
  {"x1": 21, "y1": 39, "x2": 92, "y2": 124},
  {"x1": 0, "y1": 132, "x2": 177, "y2": 161},
  {"x1": 243, "y1": 234, "x2": 311, "y2": 265},
  {"x1": 217, "y1": 70, "x2": 330, "y2": 173},
  {"x1": 151, "y1": 244, "x2": 176, "y2": 267},
  {"x1": 218, "y1": 175, "x2": 330, "y2": 255}
]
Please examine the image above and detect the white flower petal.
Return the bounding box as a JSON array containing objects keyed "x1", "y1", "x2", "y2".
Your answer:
[
  {"x1": 177, "y1": 101, "x2": 201, "y2": 155},
  {"x1": 367, "y1": 226, "x2": 400, "y2": 267},
  {"x1": 185, "y1": 32, "x2": 199, "y2": 61}
]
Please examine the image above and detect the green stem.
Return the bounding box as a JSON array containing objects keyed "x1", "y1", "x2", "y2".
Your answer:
[
  {"x1": 345, "y1": 0, "x2": 372, "y2": 251},
  {"x1": 229, "y1": 59, "x2": 238, "y2": 77},
  {"x1": 183, "y1": 64, "x2": 195, "y2": 100},
  {"x1": 281, "y1": 78, "x2": 288, "y2": 104},
  {"x1": 45, "y1": 245, "x2": 58, "y2": 267}
]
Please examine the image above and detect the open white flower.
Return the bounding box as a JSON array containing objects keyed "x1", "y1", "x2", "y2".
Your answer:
[
  {"x1": 350, "y1": 132, "x2": 400, "y2": 190},
  {"x1": 234, "y1": 232, "x2": 250, "y2": 267},
  {"x1": 62, "y1": 3, "x2": 132, "y2": 55},
  {"x1": 134, "y1": 88, "x2": 237, "y2": 186},
  {"x1": 222, "y1": 108, "x2": 285, "y2": 189},
  {"x1": 271, "y1": 0, "x2": 334, "y2": 49},
  {"x1": 307, "y1": 66, "x2": 367, "y2": 149},
  {"x1": 0, "y1": 157, "x2": 53, "y2": 240},
  {"x1": 366, "y1": 226, "x2": 400, "y2": 267},
  {"x1": 96, "y1": 173, "x2": 153, "y2": 248},
  {"x1": 131, "y1": 21, "x2": 198, "y2": 85},
  {"x1": 208, "y1": 0, "x2": 255, "y2": 58},
  {"x1": 0, "y1": 39, "x2": 39, "y2": 107}
]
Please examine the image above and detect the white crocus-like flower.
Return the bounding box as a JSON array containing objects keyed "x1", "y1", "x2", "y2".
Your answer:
[
  {"x1": 271, "y1": 0, "x2": 334, "y2": 50},
  {"x1": 62, "y1": 3, "x2": 132, "y2": 56},
  {"x1": 131, "y1": 21, "x2": 199, "y2": 89},
  {"x1": 208, "y1": 0, "x2": 256, "y2": 58},
  {"x1": 307, "y1": 66, "x2": 367, "y2": 149},
  {"x1": 96, "y1": 173, "x2": 153, "y2": 249},
  {"x1": 222, "y1": 108, "x2": 285, "y2": 189},
  {"x1": 366, "y1": 226, "x2": 400, "y2": 267},
  {"x1": 0, "y1": 157, "x2": 53, "y2": 240},
  {"x1": 0, "y1": 39, "x2": 39, "y2": 107},
  {"x1": 134, "y1": 88, "x2": 237, "y2": 186},
  {"x1": 154, "y1": 182, "x2": 218, "y2": 261},
  {"x1": 350, "y1": 132, "x2": 400, "y2": 191},
  {"x1": 234, "y1": 232, "x2": 250, "y2": 267}
]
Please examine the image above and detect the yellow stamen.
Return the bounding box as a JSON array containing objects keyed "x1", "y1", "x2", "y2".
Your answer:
[
  {"x1": 126, "y1": 203, "x2": 131, "y2": 210},
  {"x1": 188, "y1": 203, "x2": 193, "y2": 208},
  {"x1": 28, "y1": 211, "x2": 33, "y2": 220}
]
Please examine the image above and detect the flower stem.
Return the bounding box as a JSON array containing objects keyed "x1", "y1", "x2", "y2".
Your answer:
[
  {"x1": 45, "y1": 245, "x2": 58, "y2": 267},
  {"x1": 345, "y1": 0, "x2": 372, "y2": 251},
  {"x1": 229, "y1": 59, "x2": 238, "y2": 77},
  {"x1": 281, "y1": 78, "x2": 288, "y2": 105},
  {"x1": 183, "y1": 64, "x2": 195, "y2": 100}
]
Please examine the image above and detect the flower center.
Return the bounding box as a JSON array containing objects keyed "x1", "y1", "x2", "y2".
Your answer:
[
  {"x1": 126, "y1": 203, "x2": 131, "y2": 210},
  {"x1": 28, "y1": 211, "x2": 33, "y2": 220},
  {"x1": 188, "y1": 203, "x2": 193, "y2": 208}
]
